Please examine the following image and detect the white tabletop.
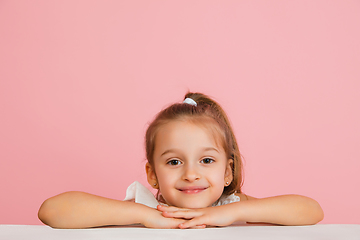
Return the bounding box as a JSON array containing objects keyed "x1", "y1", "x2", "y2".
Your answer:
[{"x1": 1, "y1": 224, "x2": 359, "y2": 240}]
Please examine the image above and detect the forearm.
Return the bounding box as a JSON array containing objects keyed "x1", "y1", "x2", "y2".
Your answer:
[
  {"x1": 233, "y1": 195, "x2": 324, "y2": 225},
  {"x1": 38, "y1": 191, "x2": 150, "y2": 228}
]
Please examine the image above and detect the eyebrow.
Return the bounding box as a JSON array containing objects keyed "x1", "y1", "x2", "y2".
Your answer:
[{"x1": 160, "y1": 147, "x2": 219, "y2": 157}]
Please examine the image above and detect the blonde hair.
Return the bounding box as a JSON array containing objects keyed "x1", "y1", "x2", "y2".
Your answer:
[{"x1": 145, "y1": 92, "x2": 244, "y2": 195}]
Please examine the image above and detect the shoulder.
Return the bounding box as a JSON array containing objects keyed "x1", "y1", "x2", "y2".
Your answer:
[{"x1": 235, "y1": 193, "x2": 257, "y2": 201}]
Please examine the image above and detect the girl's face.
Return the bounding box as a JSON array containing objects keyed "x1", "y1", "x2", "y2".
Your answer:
[{"x1": 146, "y1": 120, "x2": 233, "y2": 209}]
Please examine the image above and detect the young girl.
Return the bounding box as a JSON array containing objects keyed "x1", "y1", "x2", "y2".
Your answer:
[{"x1": 38, "y1": 92, "x2": 324, "y2": 229}]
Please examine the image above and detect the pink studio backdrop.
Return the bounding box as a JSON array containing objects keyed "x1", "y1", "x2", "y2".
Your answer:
[{"x1": 1, "y1": 1, "x2": 359, "y2": 225}]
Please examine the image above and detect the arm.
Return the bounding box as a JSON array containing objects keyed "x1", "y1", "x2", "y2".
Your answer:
[
  {"x1": 232, "y1": 194, "x2": 324, "y2": 225},
  {"x1": 38, "y1": 191, "x2": 186, "y2": 229},
  {"x1": 158, "y1": 194, "x2": 324, "y2": 228}
]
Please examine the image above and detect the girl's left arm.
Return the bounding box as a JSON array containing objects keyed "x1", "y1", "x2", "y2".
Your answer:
[
  {"x1": 158, "y1": 194, "x2": 324, "y2": 228},
  {"x1": 231, "y1": 194, "x2": 324, "y2": 225}
]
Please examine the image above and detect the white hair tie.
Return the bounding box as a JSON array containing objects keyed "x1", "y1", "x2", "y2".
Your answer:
[{"x1": 183, "y1": 98, "x2": 197, "y2": 106}]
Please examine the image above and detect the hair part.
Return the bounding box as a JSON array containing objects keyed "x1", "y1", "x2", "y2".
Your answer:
[{"x1": 145, "y1": 92, "x2": 244, "y2": 196}]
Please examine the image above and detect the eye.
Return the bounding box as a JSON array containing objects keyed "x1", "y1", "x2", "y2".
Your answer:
[
  {"x1": 201, "y1": 158, "x2": 214, "y2": 164},
  {"x1": 167, "y1": 159, "x2": 182, "y2": 166}
]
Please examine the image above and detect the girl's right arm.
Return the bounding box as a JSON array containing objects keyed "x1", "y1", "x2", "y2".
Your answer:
[{"x1": 38, "y1": 191, "x2": 185, "y2": 229}]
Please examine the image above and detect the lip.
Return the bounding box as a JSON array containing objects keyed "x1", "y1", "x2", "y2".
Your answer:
[{"x1": 177, "y1": 186, "x2": 208, "y2": 194}]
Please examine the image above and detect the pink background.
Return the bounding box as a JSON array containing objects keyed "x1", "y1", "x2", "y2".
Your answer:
[{"x1": 1, "y1": 1, "x2": 359, "y2": 225}]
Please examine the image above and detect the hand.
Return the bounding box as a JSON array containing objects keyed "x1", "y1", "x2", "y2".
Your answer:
[
  {"x1": 141, "y1": 207, "x2": 200, "y2": 229},
  {"x1": 157, "y1": 204, "x2": 236, "y2": 229}
]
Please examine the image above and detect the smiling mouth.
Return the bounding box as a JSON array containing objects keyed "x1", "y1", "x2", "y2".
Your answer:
[{"x1": 177, "y1": 187, "x2": 208, "y2": 194}]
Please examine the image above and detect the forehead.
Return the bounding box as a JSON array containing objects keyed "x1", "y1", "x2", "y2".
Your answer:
[{"x1": 154, "y1": 119, "x2": 225, "y2": 153}]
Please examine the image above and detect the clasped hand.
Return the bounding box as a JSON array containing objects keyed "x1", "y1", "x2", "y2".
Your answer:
[{"x1": 155, "y1": 204, "x2": 236, "y2": 229}]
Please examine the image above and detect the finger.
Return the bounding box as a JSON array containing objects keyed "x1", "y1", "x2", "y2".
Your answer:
[
  {"x1": 178, "y1": 217, "x2": 208, "y2": 229},
  {"x1": 188, "y1": 224, "x2": 206, "y2": 229},
  {"x1": 157, "y1": 205, "x2": 180, "y2": 211},
  {"x1": 162, "y1": 210, "x2": 203, "y2": 219},
  {"x1": 169, "y1": 219, "x2": 188, "y2": 229},
  {"x1": 162, "y1": 211, "x2": 194, "y2": 219},
  {"x1": 157, "y1": 205, "x2": 189, "y2": 212},
  {"x1": 160, "y1": 215, "x2": 188, "y2": 229}
]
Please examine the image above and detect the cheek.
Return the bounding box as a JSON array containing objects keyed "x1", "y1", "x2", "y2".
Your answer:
[
  {"x1": 209, "y1": 167, "x2": 227, "y2": 184},
  {"x1": 155, "y1": 167, "x2": 174, "y2": 186}
]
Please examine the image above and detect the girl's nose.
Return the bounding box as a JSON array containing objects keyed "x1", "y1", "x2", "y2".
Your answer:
[{"x1": 182, "y1": 165, "x2": 200, "y2": 182}]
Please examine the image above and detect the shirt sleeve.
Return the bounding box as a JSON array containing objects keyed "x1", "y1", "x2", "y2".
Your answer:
[{"x1": 123, "y1": 181, "x2": 160, "y2": 209}]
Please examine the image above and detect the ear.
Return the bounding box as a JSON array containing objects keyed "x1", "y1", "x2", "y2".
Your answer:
[
  {"x1": 145, "y1": 162, "x2": 158, "y2": 189},
  {"x1": 224, "y1": 159, "x2": 233, "y2": 186}
]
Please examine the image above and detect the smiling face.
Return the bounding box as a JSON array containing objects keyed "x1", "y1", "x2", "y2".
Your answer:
[{"x1": 146, "y1": 119, "x2": 233, "y2": 209}]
